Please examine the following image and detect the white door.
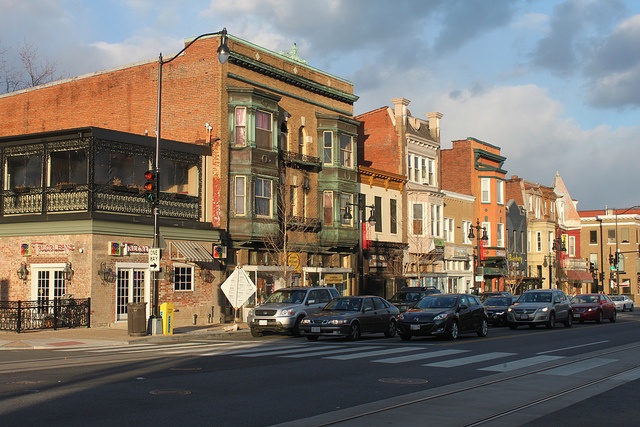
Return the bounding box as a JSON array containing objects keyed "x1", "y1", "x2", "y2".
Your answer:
[{"x1": 116, "y1": 265, "x2": 150, "y2": 321}]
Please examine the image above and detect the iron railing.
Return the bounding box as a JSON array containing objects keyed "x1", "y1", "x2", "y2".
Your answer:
[{"x1": 0, "y1": 297, "x2": 91, "y2": 333}]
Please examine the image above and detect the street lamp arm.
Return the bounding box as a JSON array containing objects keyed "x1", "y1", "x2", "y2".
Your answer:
[{"x1": 160, "y1": 28, "x2": 229, "y2": 65}]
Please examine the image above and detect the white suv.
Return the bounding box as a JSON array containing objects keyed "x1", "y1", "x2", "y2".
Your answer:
[
  {"x1": 247, "y1": 286, "x2": 339, "y2": 337},
  {"x1": 506, "y1": 289, "x2": 573, "y2": 329}
]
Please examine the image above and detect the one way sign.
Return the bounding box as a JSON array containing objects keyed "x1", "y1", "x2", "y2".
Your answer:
[{"x1": 148, "y1": 248, "x2": 161, "y2": 272}]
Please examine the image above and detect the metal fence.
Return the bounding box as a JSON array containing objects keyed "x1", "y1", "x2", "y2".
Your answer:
[{"x1": 0, "y1": 297, "x2": 91, "y2": 333}]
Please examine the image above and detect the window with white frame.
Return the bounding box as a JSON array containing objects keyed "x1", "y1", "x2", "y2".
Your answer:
[
  {"x1": 412, "y1": 203, "x2": 423, "y2": 235},
  {"x1": 497, "y1": 223, "x2": 504, "y2": 248},
  {"x1": 462, "y1": 220, "x2": 472, "y2": 244},
  {"x1": 234, "y1": 176, "x2": 246, "y2": 216},
  {"x1": 496, "y1": 180, "x2": 504, "y2": 205},
  {"x1": 528, "y1": 230, "x2": 532, "y2": 252},
  {"x1": 431, "y1": 204, "x2": 442, "y2": 237},
  {"x1": 548, "y1": 232, "x2": 554, "y2": 252},
  {"x1": 421, "y1": 158, "x2": 427, "y2": 182},
  {"x1": 427, "y1": 158, "x2": 435, "y2": 186},
  {"x1": 173, "y1": 264, "x2": 193, "y2": 291},
  {"x1": 407, "y1": 155, "x2": 413, "y2": 182},
  {"x1": 255, "y1": 110, "x2": 272, "y2": 149},
  {"x1": 482, "y1": 221, "x2": 491, "y2": 245},
  {"x1": 235, "y1": 107, "x2": 247, "y2": 146},
  {"x1": 481, "y1": 178, "x2": 490, "y2": 203},
  {"x1": 254, "y1": 178, "x2": 272, "y2": 217},
  {"x1": 568, "y1": 235, "x2": 576, "y2": 257},
  {"x1": 390, "y1": 199, "x2": 397, "y2": 234},
  {"x1": 323, "y1": 131, "x2": 333, "y2": 165},
  {"x1": 444, "y1": 218, "x2": 454, "y2": 242},
  {"x1": 340, "y1": 134, "x2": 353, "y2": 168}
]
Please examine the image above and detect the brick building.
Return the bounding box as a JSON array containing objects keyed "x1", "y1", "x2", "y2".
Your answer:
[{"x1": 0, "y1": 32, "x2": 359, "y2": 328}]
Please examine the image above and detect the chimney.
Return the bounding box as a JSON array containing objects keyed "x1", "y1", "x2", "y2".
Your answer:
[
  {"x1": 426, "y1": 111, "x2": 443, "y2": 143},
  {"x1": 391, "y1": 97, "x2": 410, "y2": 129}
]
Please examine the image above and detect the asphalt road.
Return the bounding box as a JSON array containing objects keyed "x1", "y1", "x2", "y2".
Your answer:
[{"x1": 1, "y1": 311, "x2": 639, "y2": 426}]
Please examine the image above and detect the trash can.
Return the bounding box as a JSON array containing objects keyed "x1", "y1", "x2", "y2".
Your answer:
[
  {"x1": 127, "y1": 302, "x2": 147, "y2": 336},
  {"x1": 160, "y1": 302, "x2": 174, "y2": 335}
]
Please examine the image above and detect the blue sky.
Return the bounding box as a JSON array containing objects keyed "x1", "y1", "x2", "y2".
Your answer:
[{"x1": 1, "y1": 0, "x2": 639, "y2": 210}]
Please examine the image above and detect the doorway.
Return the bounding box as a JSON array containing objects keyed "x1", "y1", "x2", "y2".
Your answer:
[{"x1": 115, "y1": 264, "x2": 150, "y2": 321}]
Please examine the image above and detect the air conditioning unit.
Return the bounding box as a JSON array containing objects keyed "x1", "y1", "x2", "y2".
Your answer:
[{"x1": 213, "y1": 245, "x2": 227, "y2": 259}]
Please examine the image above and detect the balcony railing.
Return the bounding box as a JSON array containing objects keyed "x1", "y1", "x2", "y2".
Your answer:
[{"x1": 280, "y1": 150, "x2": 321, "y2": 168}]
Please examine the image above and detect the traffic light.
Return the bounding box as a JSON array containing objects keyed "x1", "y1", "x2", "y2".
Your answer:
[
  {"x1": 589, "y1": 262, "x2": 595, "y2": 273},
  {"x1": 609, "y1": 253, "x2": 614, "y2": 265},
  {"x1": 143, "y1": 170, "x2": 157, "y2": 202}
]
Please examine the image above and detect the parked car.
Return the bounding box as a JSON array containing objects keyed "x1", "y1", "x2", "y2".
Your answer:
[
  {"x1": 506, "y1": 289, "x2": 573, "y2": 329},
  {"x1": 483, "y1": 295, "x2": 518, "y2": 326},
  {"x1": 247, "y1": 286, "x2": 339, "y2": 337},
  {"x1": 388, "y1": 286, "x2": 441, "y2": 312},
  {"x1": 570, "y1": 293, "x2": 617, "y2": 323},
  {"x1": 610, "y1": 295, "x2": 634, "y2": 312},
  {"x1": 479, "y1": 291, "x2": 513, "y2": 302},
  {"x1": 299, "y1": 296, "x2": 399, "y2": 341},
  {"x1": 397, "y1": 293, "x2": 488, "y2": 340}
]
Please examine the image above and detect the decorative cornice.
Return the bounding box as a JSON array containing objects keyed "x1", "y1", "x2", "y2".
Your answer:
[{"x1": 229, "y1": 52, "x2": 359, "y2": 105}]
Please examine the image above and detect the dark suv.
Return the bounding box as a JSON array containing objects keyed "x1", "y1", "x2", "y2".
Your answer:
[{"x1": 389, "y1": 286, "x2": 441, "y2": 312}]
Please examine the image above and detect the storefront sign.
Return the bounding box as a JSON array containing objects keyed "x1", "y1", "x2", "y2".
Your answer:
[{"x1": 324, "y1": 273, "x2": 344, "y2": 284}]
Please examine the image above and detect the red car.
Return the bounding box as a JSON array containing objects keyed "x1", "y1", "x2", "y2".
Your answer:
[{"x1": 570, "y1": 293, "x2": 617, "y2": 323}]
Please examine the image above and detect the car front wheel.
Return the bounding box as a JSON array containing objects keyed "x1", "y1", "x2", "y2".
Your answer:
[
  {"x1": 546, "y1": 313, "x2": 556, "y2": 329},
  {"x1": 564, "y1": 312, "x2": 572, "y2": 328},
  {"x1": 347, "y1": 322, "x2": 361, "y2": 341},
  {"x1": 477, "y1": 318, "x2": 488, "y2": 337},
  {"x1": 446, "y1": 320, "x2": 459, "y2": 340},
  {"x1": 384, "y1": 320, "x2": 397, "y2": 338},
  {"x1": 610, "y1": 310, "x2": 617, "y2": 323}
]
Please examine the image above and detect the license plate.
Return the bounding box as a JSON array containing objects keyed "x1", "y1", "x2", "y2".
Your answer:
[
  {"x1": 573, "y1": 314, "x2": 580, "y2": 319},
  {"x1": 259, "y1": 320, "x2": 267, "y2": 326},
  {"x1": 520, "y1": 314, "x2": 528, "y2": 320},
  {"x1": 311, "y1": 327, "x2": 320, "y2": 333},
  {"x1": 411, "y1": 324, "x2": 420, "y2": 330}
]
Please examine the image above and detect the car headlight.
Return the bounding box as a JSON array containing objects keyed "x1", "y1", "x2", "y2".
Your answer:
[
  {"x1": 301, "y1": 318, "x2": 311, "y2": 324},
  {"x1": 540, "y1": 307, "x2": 549, "y2": 312},
  {"x1": 329, "y1": 319, "x2": 349, "y2": 325},
  {"x1": 398, "y1": 313, "x2": 405, "y2": 320},
  {"x1": 434, "y1": 313, "x2": 449, "y2": 321},
  {"x1": 248, "y1": 309, "x2": 254, "y2": 316},
  {"x1": 507, "y1": 307, "x2": 514, "y2": 312},
  {"x1": 280, "y1": 309, "x2": 295, "y2": 316},
  {"x1": 586, "y1": 308, "x2": 594, "y2": 312}
]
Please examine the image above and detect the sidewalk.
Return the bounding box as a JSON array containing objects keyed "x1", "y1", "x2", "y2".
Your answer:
[{"x1": 0, "y1": 322, "x2": 251, "y2": 350}]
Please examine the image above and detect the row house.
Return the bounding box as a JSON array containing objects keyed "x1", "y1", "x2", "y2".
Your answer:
[
  {"x1": 356, "y1": 98, "x2": 445, "y2": 293},
  {"x1": 579, "y1": 207, "x2": 640, "y2": 297},
  {"x1": 0, "y1": 31, "x2": 360, "y2": 327},
  {"x1": 442, "y1": 138, "x2": 508, "y2": 293}
]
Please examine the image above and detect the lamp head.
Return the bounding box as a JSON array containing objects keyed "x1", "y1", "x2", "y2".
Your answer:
[
  {"x1": 343, "y1": 205, "x2": 353, "y2": 221},
  {"x1": 217, "y1": 28, "x2": 230, "y2": 64}
]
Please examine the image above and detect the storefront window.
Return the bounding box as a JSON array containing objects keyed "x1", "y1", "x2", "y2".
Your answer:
[
  {"x1": 49, "y1": 149, "x2": 87, "y2": 186},
  {"x1": 6, "y1": 153, "x2": 42, "y2": 189}
]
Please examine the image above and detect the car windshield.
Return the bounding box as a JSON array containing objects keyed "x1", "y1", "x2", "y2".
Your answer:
[
  {"x1": 484, "y1": 297, "x2": 511, "y2": 306},
  {"x1": 519, "y1": 292, "x2": 552, "y2": 303},
  {"x1": 324, "y1": 297, "x2": 362, "y2": 311},
  {"x1": 389, "y1": 292, "x2": 423, "y2": 303},
  {"x1": 416, "y1": 296, "x2": 458, "y2": 309},
  {"x1": 610, "y1": 296, "x2": 624, "y2": 301},
  {"x1": 264, "y1": 289, "x2": 307, "y2": 304},
  {"x1": 571, "y1": 295, "x2": 598, "y2": 304}
]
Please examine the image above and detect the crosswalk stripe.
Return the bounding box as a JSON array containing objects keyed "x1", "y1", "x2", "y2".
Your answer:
[
  {"x1": 163, "y1": 343, "x2": 234, "y2": 354},
  {"x1": 479, "y1": 355, "x2": 564, "y2": 372},
  {"x1": 236, "y1": 345, "x2": 342, "y2": 357},
  {"x1": 372, "y1": 349, "x2": 469, "y2": 364},
  {"x1": 325, "y1": 347, "x2": 419, "y2": 360},
  {"x1": 424, "y1": 352, "x2": 515, "y2": 368},
  {"x1": 538, "y1": 358, "x2": 618, "y2": 376},
  {"x1": 281, "y1": 346, "x2": 381, "y2": 358}
]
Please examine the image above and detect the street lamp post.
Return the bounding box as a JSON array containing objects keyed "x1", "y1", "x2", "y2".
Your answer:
[
  {"x1": 150, "y1": 29, "x2": 230, "y2": 332},
  {"x1": 613, "y1": 205, "x2": 640, "y2": 295},
  {"x1": 543, "y1": 254, "x2": 554, "y2": 289},
  {"x1": 467, "y1": 219, "x2": 488, "y2": 294},
  {"x1": 551, "y1": 237, "x2": 566, "y2": 289},
  {"x1": 343, "y1": 198, "x2": 376, "y2": 293}
]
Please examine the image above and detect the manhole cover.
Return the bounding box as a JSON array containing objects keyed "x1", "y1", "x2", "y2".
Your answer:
[
  {"x1": 149, "y1": 389, "x2": 192, "y2": 395},
  {"x1": 378, "y1": 378, "x2": 428, "y2": 385}
]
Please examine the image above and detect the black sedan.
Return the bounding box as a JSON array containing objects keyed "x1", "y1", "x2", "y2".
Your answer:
[
  {"x1": 299, "y1": 296, "x2": 399, "y2": 341},
  {"x1": 484, "y1": 295, "x2": 518, "y2": 326},
  {"x1": 397, "y1": 293, "x2": 488, "y2": 340}
]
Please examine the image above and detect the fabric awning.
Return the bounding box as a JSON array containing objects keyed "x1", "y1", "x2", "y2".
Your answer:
[
  {"x1": 171, "y1": 241, "x2": 214, "y2": 262},
  {"x1": 566, "y1": 270, "x2": 594, "y2": 283}
]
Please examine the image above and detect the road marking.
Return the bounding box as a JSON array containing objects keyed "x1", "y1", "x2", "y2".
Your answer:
[
  {"x1": 236, "y1": 345, "x2": 344, "y2": 357},
  {"x1": 539, "y1": 358, "x2": 618, "y2": 376},
  {"x1": 325, "y1": 347, "x2": 418, "y2": 360},
  {"x1": 479, "y1": 355, "x2": 564, "y2": 372},
  {"x1": 281, "y1": 346, "x2": 381, "y2": 358},
  {"x1": 611, "y1": 366, "x2": 640, "y2": 381},
  {"x1": 536, "y1": 340, "x2": 609, "y2": 355},
  {"x1": 424, "y1": 352, "x2": 515, "y2": 368},
  {"x1": 372, "y1": 349, "x2": 469, "y2": 364}
]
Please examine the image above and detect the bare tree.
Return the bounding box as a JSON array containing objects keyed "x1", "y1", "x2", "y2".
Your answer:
[{"x1": 0, "y1": 40, "x2": 65, "y2": 94}]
